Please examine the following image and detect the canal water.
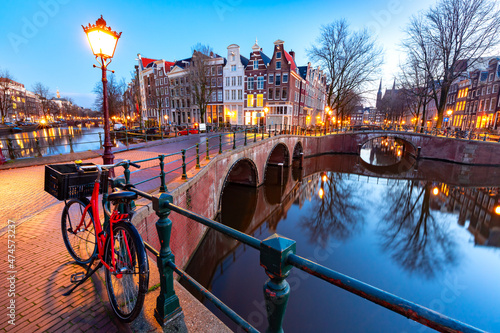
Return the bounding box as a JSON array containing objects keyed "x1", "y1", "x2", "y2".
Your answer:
[
  {"x1": 0, "y1": 126, "x2": 125, "y2": 159},
  {"x1": 184, "y1": 140, "x2": 500, "y2": 332}
]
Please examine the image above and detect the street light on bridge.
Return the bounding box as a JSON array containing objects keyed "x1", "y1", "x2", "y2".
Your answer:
[{"x1": 82, "y1": 15, "x2": 121, "y2": 166}]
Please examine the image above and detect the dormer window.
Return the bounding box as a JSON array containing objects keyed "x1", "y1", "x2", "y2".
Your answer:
[
  {"x1": 253, "y1": 60, "x2": 258, "y2": 70},
  {"x1": 276, "y1": 51, "x2": 281, "y2": 59},
  {"x1": 276, "y1": 61, "x2": 281, "y2": 70}
]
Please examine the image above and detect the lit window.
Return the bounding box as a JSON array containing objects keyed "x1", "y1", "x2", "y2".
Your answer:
[
  {"x1": 257, "y1": 94, "x2": 263, "y2": 107},
  {"x1": 248, "y1": 94, "x2": 254, "y2": 107}
]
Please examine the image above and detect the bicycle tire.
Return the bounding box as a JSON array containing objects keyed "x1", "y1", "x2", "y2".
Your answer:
[
  {"x1": 61, "y1": 198, "x2": 97, "y2": 264},
  {"x1": 104, "y1": 221, "x2": 149, "y2": 322}
]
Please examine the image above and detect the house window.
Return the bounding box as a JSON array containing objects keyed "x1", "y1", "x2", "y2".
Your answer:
[
  {"x1": 248, "y1": 94, "x2": 254, "y2": 107},
  {"x1": 218, "y1": 91, "x2": 223, "y2": 101},
  {"x1": 276, "y1": 74, "x2": 281, "y2": 85},
  {"x1": 487, "y1": 86, "x2": 491, "y2": 94},
  {"x1": 276, "y1": 61, "x2": 281, "y2": 70},
  {"x1": 218, "y1": 66, "x2": 223, "y2": 75},
  {"x1": 247, "y1": 77, "x2": 255, "y2": 90},
  {"x1": 269, "y1": 74, "x2": 274, "y2": 84},
  {"x1": 231, "y1": 55, "x2": 235, "y2": 61},
  {"x1": 225, "y1": 90, "x2": 230, "y2": 100},
  {"x1": 268, "y1": 88, "x2": 273, "y2": 100},
  {"x1": 211, "y1": 67, "x2": 215, "y2": 76},
  {"x1": 276, "y1": 51, "x2": 281, "y2": 59},
  {"x1": 238, "y1": 90, "x2": 242, "y2": 100},
  {"x1": 275, "y1": 88, "x2": 280, "y2": 99},
  {"x1": 226, "y1": 77, "x2": 230, "y2": 86},
  {"x1": 231, "y1": 90, "x2": 236, "y2": 100},
  {"x1": 231, "y1": 65, "x2": 236, "y2": 71},
  {"x1": 283, "y1": 73, "x2": 288, "y2": 83},
  {"x1": 211, "y1": 78, "x2": 216, "y2": 87},
  {"x1": 238, "y1": 76, "x2": 242, "y2": 86},
  {"x1": 489, "y1": 73, "x2": 494, "y2": 82},
  {"x1": 282, "y1": 88, "x2": 287, "y2": 99},
  {"x1": 218, "y1": 77, "x2": 222, "y2": 87},
  {"x1": 493, "y1": 85, "x2": 498, "y2": 94},
  {"x1": 257, "y1": 94, "x2": 263, "y2": 107},
  {"x1": 257, "y1": 76, "x2": 264, "y2": 89},
  {"x1": 253, "y1": 60, "x2": 259, "y2": 70},
  {"x1": 232, "y1": 77, "x2": 236, "y2": 86}
]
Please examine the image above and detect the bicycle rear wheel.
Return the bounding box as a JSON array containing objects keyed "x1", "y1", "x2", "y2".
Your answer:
[
  {"x1": 104, "y1": 221, "x2": 149, "y2": 322},
  {"x1": 61, "y1": 198, "x2": 97, "y2": 264}
]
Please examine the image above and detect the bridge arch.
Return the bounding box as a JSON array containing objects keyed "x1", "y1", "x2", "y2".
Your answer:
[
  {"x1": 358, "y1": 134, "x2": 417, "y2": 156},
  {"x1": 292, "y1": 141, "x2": 303, "y2": 160},
  {"x1": 266, "y1": 142, "x2": 290, "y2": 167},
  {"x1": 223, "y1": 157, "x2": 259, "y2": 188}
]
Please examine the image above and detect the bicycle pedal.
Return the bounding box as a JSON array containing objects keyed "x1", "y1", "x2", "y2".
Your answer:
[{"x1": 70, "y1": 272, "x2": 86, "y2": 284}]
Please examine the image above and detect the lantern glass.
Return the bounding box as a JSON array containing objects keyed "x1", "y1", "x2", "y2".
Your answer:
[{"x1": 86, "y1": 29, "x2": 118, "y2": 59}]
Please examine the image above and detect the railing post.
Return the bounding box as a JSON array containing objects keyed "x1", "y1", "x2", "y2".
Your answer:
[
  {"x1": 244, "y1": 128, "x2": 247, "y2": 146},
  {"x1": 123, "y1": 161, "x2": 131, "y2": 186},
  {"x1": 233, "y1": 132, "x2": 236, "y2": 150},
  {"x1": 159, "y1": 155, "x2": 167, "y2": 192},
  {"x1": 98, "y1": 132, "x2": 103, "y2": 149},
  {"x1": 35, "y1": 138, "x2": 42, "y2": 157},
  {"x1": 275, "y1": 124, "x2": 277, "y2": 137},
  {"x1": 68, "y1": 136, "x2": 74, "y2": 154},
  {"x1": 206, "y1": 138, "x2": 210, "y2": 160},
  {"x1": 6, "y1": 138, "x2": 15, "y2": 160},
  {"x1": 181, "y1": 149, "x2": 187, "y2": 179},
  {"x1": 254, "y1": 128, "x2": 257, "y2": 143},
  {"x1": 125, "y1": 128, "x2": 129, "y2": 149},
  {"x1": 152, "y1": 193, "x2": 182, "y2": 326},
  {"x1": 145, "y1": 130, "x2": 148, "y2": 143},
  {"x1": 260, "y1": 234, "x2": 296, "y2": 333},
  {"x1": 219, "y1": 134, "x2": 222, "y2": 154},
  {"x1": 314, "y1": 127, "x2": 317, "y2": 136},
  {"x1": 196, "y1": 143, "x2": 200, "y2": 169}
]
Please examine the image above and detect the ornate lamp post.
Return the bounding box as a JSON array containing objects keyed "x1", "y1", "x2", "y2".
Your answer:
[{"x1": 82, "y1": 15, "x2": 121, "y2": 165}]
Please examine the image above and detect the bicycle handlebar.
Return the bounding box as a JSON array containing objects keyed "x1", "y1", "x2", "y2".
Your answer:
[{"x1": 75, "y1": 160, "x2": 141, "y2": 181}]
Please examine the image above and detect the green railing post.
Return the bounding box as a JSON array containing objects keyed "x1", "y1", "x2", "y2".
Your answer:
[
  {"x1": 206, "y1": 138, "x2": 210, "y2": 160},
  {"x1": 254, "y1": 127, "x2": 257, "y2": 143},
  {"x1": 68, "y1": 135, "x2": 74, "y2": 153},
  {"x1": 260, "y1": 234, "x2": 296, "y2": 333},
  {"x1": 233, "y1": 132, "x2": 236, "y2": 150},
  {"x1": 219, "y1": 134, "x2": 222, "y2": 154},
  {"x1": 159, "y1": 155, "x2": 167, "y2": 192},
  {"x1": 99, "y1": 132, "x2": 103, "y2": 149},
  {"x1": 35, "y1": 138, "x2": 42, "y2": 157},
  {"x1": 145, "y1": 130, "x2": 148, "y2": 143},
  {"x1": 123, "y1": 161, "x2": 131, "y2": 185},
  {"x1": 161, "y1": 126, "x2": 164, "y2": 140},
  {"x1": 244, "y1": 128, "x2": 247, "y2": 146},
  {"x1": 181, "y1": 149, "x2": 187, "y2": 179},
  {"x1": 152, "y1": 193, "x2": 182, "y2": 326},
  {"x1": 196, "y1": 143, "x2": 200, "y2": 169},
  {"x1": 275, "y1": 124, "x2": 277, "y2": 137},
  {"x1": 6, "y1": 138, "x2": 15, "y2": 160}
]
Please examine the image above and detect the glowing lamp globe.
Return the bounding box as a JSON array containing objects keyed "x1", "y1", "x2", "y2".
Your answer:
[{"x1": 82, "y1": 16, "x2": 121, "y2": 59}]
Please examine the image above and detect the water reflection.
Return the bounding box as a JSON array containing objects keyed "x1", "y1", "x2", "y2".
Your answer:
[
  {"x1": 360, "y1": 136, "x2": 406, "y2": 166},
  {"x1": 184, "y1": 155, "x2": 500, "y2": 332},
  {"x1": 378, "y1": 181, "x2": 459, "y2": 279}
]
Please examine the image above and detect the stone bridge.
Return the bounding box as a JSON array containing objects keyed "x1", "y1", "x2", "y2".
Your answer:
[{"x1": 134, "y1": 131, "x2": 500, "y2": 269}]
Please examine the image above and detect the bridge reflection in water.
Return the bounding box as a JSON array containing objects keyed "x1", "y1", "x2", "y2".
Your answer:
[{"x1": 184, "y1": 152, "x2": 500, "y2": 332}]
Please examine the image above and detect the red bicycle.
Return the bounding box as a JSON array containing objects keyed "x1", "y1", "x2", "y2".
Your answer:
[{"x1": 60, "y1": 160, "x2": 149, "y2": 322}]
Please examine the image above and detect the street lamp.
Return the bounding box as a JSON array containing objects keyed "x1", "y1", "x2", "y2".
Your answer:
[
  {"x1": 82, "y1": 15, "x2": 121, "y2": 166},
  {"x1": 446, "y1": 109, "x2": 453, "y2": 128}
]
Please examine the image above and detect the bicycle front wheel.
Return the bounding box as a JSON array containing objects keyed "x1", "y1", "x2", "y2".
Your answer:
[
  {"x1": 104, "y1": 221, "x2": 149, "y2": 322},
  {"x1": 61, "y1": 198, "x2": 97, "y2": 264}
]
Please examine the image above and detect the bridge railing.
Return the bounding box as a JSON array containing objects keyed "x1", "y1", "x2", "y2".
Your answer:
[{"x1": 111, "y1": 172, "x2": 486, "y2": 332}]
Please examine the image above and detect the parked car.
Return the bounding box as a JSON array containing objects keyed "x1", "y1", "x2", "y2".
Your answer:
[
  {"x1": 177, "y1": 127, "x2": 199, "y2": 136},
  {"x1": 113, "y1": 123, "x2": 126, "y2": 131}
]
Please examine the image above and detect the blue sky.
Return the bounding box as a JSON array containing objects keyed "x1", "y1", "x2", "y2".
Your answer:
[{"x1": 0, "y1": 0, "x2": 436, "y2": 108}]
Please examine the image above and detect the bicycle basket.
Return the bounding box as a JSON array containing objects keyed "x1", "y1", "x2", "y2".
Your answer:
[{"x1": 44, "y1": 163, "x2": 109, "y2": 200}]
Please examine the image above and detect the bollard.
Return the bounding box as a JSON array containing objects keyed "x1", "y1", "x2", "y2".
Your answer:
[
  {"x1": 219, "y1": 134, "x2": 222, "y2": 154},
  {"x1": 483, "y1": 134, "x2": 487, "y2": 142},
  {"x1": 181, "y1": 149, "x2": 187, "y2": 179},
  {"x1": 159, "y1": 155, "x2": 167, "y2": 192},
  {"x1": 152, "y1": 193, "x2": 182, "y2": 326},
  {"x1": 6, "y1": 138, "x2": 15, "y2": 160},
  {"x1": 196, "y1": 144, "x2": 200, "y2": 169},
  {"x1": 99, "y1": 133, "x2": 103, "y2": 149},
  {"x1": 206, "y1": 138, "x2": 210, "y2": 160},
  {"x1": 260, "y1": 234, "x2": 295, "y2": 333},
  {"x1": 35, "y1": 138, "x2": 42, "y2": 157},
  {"x1": 244, "y1": 129, "x2": 247, "y2": 146},
  {"x1": 69, "y1": 136, "x2": 74, "y2": 154},
  {"x1": 233, "y1": 132, "x2": 236, "y2": 150}
]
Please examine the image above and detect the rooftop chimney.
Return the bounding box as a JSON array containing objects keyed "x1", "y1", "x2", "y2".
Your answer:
[{"x1": 289, "y1": 50, "x2": 295, "y2": 60}]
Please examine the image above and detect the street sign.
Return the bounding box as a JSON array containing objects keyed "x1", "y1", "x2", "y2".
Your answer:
[
  {"x1": 199, "y1": 123, "x2": 206, "y2": 131},
  {"x1": 444, "y1": 117, "x2": 449, "y2": 122},
  {"x1": 256, "y1": 112, "x2": 262, "y2": 118}
]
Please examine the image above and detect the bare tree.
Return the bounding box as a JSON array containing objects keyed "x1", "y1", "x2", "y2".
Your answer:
[
  {"x1": 399, "y1": 55, "x2": 434, "y2": 131},
  {"x1": 32, "y1": 82, "x2": 52, "y2": 118},
  {"x1": 0, "y1": 69, "x2": 15, "y2": 123},
  {"x1": 93, "y1": 73, "x2": 125, "y2": 118},
  {"x1": 309, "y1": 19, "x2": 383, "y2": 125},
  {"x1": 188, "y1": 43, "x2": 216, "y2": 123},
  {"x1": 402, "y1": 0, "x2": 500, "y2": 128}
]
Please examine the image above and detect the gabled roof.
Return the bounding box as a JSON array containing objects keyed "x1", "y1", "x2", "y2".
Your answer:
[
  {"x1": 240, "y1": 55, "x2": 249, "y2": 67},
  {"x1": 298, "y1": 66, "x2": 307, "y2": 80},
  {"x1": 141, "y1": 57, "x2": 157, "y2": 68},
  {"x1": 284, "y1": 50, "x2": 297, "y2": 71},
  {"x1": 164, "y1": 61, "x2": 175, "y2": 72},
  {"x1": 260, "y1": 51, "x2": 271, "y2": 66},
  {"x1": 174, "y1": 57, "x2": 192, "y2": 69}
]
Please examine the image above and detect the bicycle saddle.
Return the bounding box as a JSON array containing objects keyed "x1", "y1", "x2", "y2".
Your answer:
[{"x1": 108, "y1": 190, "x2": 137, "y2": 201}]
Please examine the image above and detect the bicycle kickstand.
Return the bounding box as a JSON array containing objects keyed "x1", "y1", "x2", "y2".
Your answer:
[{"x1": 63, "y1": 257, "x2": 102, "y2": 296}]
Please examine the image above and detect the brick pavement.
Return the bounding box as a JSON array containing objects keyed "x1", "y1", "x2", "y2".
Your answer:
[{"x1": 0, "y1": 132, "x2": 250, "y2": 332}]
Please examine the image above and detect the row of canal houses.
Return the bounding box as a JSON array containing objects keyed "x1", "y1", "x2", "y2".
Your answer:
[{"x1": 136, "y1": 39, "x2": 327, "y2": 127}]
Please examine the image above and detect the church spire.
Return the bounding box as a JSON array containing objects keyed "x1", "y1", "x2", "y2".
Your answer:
[{"x1": 392, "y1": 78, "x2": 396, "y2": 91}]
